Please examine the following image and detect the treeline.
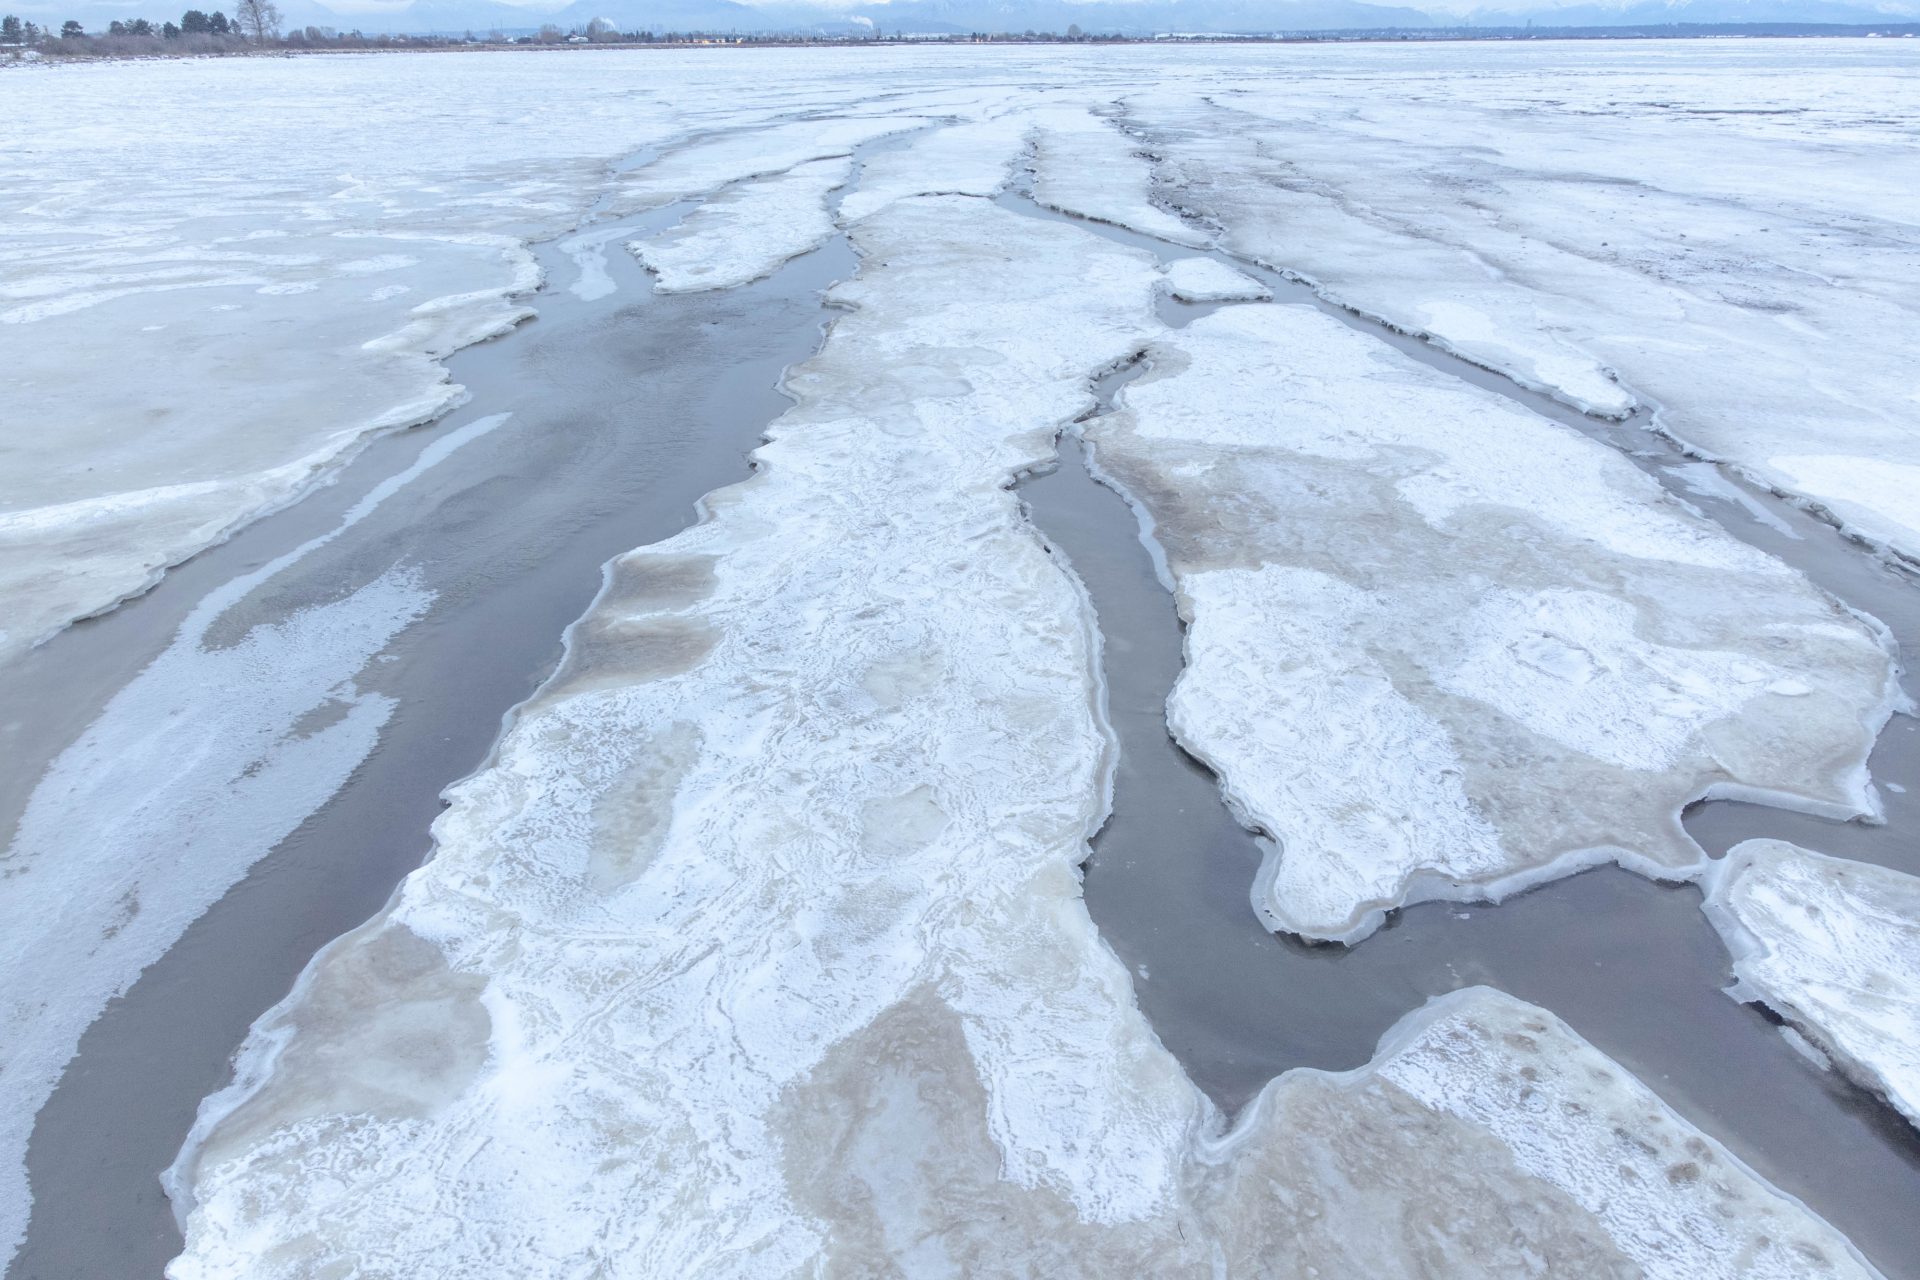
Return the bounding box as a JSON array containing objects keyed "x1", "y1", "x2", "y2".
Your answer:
[{"x1": 0, "y1": 1, "x2": 421, "y2": 55}]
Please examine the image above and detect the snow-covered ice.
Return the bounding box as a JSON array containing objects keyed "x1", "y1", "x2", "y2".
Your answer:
[
  {"x1": 1028, "y1": 106, "x2": 1209, "y2": 247},
  {"x1": 0, "y1": 412, "x2": 510, "y2": 1269},
  {"x1": 836, "y1": 112, "x2": 1032, "y2": 222},
  {"x1": 1161, "y1": 256, "x2": 1270, "y2": 303},
  {"x1": 1703, "y1": 840, "x2": 1920, "y2": 1130},
  {"x1": 164, "y1": 187, "x2": 1878, "y2": 1280},
  {"x1": 5, "y1": 42, "x2": 1915, "y2": 1278},
  {"x1": 1121, "y1": 42, "x2": 1920, "y2": 558},
  {"x1": 631, "y1": 157, "x2": 850, "y2": 293},
  {"x1": 1083, "y1": 304, "x2": 1897, "y2": 942},
  {"x1": 166, "y1": 192, "x2": 1177, "y2": 1278}
]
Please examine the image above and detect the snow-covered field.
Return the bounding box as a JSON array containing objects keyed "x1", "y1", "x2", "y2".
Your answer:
[{"x1": 3, "y1": 39, "x2": 1918, "y2": 1279}]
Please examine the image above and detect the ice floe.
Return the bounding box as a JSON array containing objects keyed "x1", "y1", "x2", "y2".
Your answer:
[
  {"x1": 1081, "y1": 303, "x2": 1897, "y2": 943},
  {"x1": 165, "y1": 195, "x2": 1879, "y2": 1280},
  {"x1": 0, "y1": 412, "x2": 510, "y2": 1267},
  {"x1": 631, "y1": 157, "x2": 850, "y2": 293},
  {"x1": 836, "y1": 114, "x2": 1031, "y2": 223},
  {"x1": 1028, "y1": 106, "x2": 1209, "y2": 248},
  {"x1": 1703, "y1": 840, "x2": 1920, "y2": 1130},
  {"x1": 1128, "y1": 46, "x2": 1920, "y2": 556},
  {"x1": 1161, "y1": 256, "x2": 1270, "y2": 303}
]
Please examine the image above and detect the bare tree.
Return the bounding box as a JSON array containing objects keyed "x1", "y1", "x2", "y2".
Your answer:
[{"x1": 233, "y1": 0, "x2": 280, "y2": 41}]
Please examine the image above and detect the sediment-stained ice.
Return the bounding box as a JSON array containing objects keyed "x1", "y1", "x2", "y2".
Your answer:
[
  {"x1": 165, "y1": 195, "x2": 1879, "y2": 1280},
  {"x1": 1127, "y1": 45, "x2": 1920, "y2": 556},
  {"x1": 166, "y1": 192, "x2": 1179, "y2": 1277},
  {"x1": 1161, "y1": 256, "x2": 1270, "y2": 303},
  {"x1": 631, "y1": 157, "x2": 851, "y2": 293},
  {"x1": 1082, "y1": 304, "x2": 1897, "y2": 942},
  {"x1": 1703, "y1": 840, "x2": 1920, "y2": 1130},
  {"x1": 0, "y1": 411, "x2": 511, "y2": 1266}
]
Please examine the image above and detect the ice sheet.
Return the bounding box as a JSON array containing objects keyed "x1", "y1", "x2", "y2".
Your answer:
[
  {"x1": 165, "y1": 193, "x2": 1878, "y2": 1280},
  {"x1": 1703, "y1": 840, "x2": 1920, "y2": 1130},
  {"x1": 0, "y1": 55, "x2": 966, "y2": 669},
  {"x1": 165, "y1": 193, "x2": 1182, "y2": 1277},
  {"x1": 1028, "y1": 105, "x2": 1210, "y2": 248},
  {"x1": 837, "y1": 113, "x2": 1032, "y2": 223},
  {"x1": 631, "y1": 157, "x2": 850, "y2": 293},
  {"x1": 0, "y1": 412, "x2": 510, "y2": 1267},
  {"x1": 1161, "y1": 256, "x2": 1270, "y2": 303},
  {"x1": 1126, "y1": 42, "x2": 1920, "y2": 557},
  {"x1": 1083, "y1": 304, "x2": 1896, "y2": 942}
]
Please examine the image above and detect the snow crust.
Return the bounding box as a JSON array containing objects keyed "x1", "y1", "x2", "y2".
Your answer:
[
  {"x1": 164, "y1": 192, "x2": 1877, "y2": 1280},
  {"x1": 0, "y1": 412, "x2": 510, "y2": 1268},
  {"x1": 836, "y1": 113, "x2": 1032, "y2": 222},
  {"x1": 1028, "y1": 105, "x2": 1209, "y2": 247},
  {"x1": 1161, "y1": 256, "x2": 1270, "y2": 303},
  {"x1": 631, "y1": 157, "x2": 850, "y2": 293},
  {"x1": 1125, "y1": 42, "x2": 1920, "y2": 556},
  {"x1": 1702, "y1": 840, "x2": 1920, "y2": 1130},
  {"x1": 1084, "y1": 304, "x2": 1896, "y2": 942}
]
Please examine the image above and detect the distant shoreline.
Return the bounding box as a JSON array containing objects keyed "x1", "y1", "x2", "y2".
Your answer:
[{"x1": 6, "y1": 21, "x2": 1917, "y2": 62}]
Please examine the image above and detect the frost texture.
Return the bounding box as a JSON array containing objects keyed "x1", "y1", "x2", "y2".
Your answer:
[
  {"x1": 166, "y1": 197, "x2": 1876, "y2": 1280},
  {"x1": 631, "y1": 157, "x2": 851, "y2": 293},
  {"x1": 1084, "y1": 304, "x2": 1896, "y2": 942},
  {"x1": 1161, "y1": 256, "x2": 1270, "y2": 303},
  {"x1": 1128, "y1": 46, "x2": 1920, "y2": 555},
  {"x1": 1703, "y1": 841, "x2": 1920, "y2": 1130},
  {"x1": 0, "y1": 413, "x2": 510, "y2": 1267}
]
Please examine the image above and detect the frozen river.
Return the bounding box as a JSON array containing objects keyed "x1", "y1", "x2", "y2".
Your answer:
[{"x1": 2, "y1": 40, "x2": 1918, "y2": 1279}]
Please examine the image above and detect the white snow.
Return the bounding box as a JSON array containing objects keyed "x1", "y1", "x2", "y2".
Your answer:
[
  {"x1": 1703, "y1": 840, "x2": 1920, "y2": 1130},
  {"x1": 1028, "y1": 105, "x2": 1209, "y2": 248},
  {"x1": 836, "y1": 112, "x2": 1031, "y2": 222},
  {"x1": 0, "y1": 413, "x2": 510, "y2": 1269},
  {"x1": 631, "y1": 157, "x2": 850, "y2": 293},
  {"x1": 1085, "y1": 303, "x2": 1896, "y2": 942},
  {"x1": 1129, "y1": 41, "x2": 1920, "y2": 556},
  {"x1": 1160, "y1": 256, "x2": 1269, "y2": 303},
  {"x1": 163, "y1": 187, "x2": 1876, "y2": 1280}
]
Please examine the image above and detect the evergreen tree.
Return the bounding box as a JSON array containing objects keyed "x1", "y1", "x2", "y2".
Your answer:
[
  {"x1": 129, "y1": 16, "x2": 152, "y2": 32},
  {"x1": 162, "y1": 19, "x2": 179, "y2": 35},
  {"x1": 0, "y1": 13, "x2": 21, "y2": 40},
  {"x1": 180, "y1": 8, "x2": 209, "y2": 31},
  {"x1": 207, "y1": 9, "x2": 229, "y2": 32},
  {"x1": 60, "y1": 18, "x2": 82, "y2": 35}
]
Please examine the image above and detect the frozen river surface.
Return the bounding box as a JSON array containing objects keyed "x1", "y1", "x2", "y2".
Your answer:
[{"x1": 2, "y1": 39, "x2": 1918, "y2": 1279}]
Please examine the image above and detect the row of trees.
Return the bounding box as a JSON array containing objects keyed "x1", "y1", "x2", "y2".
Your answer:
[{"x1": 2, "y1": 0, "x2": 280, "y2": 47}]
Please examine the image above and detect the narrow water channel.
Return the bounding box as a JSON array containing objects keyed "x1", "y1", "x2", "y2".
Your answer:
[
  {"x1": 6, "y1": 208, "x2": 855, "y2": 1280},
  {"x1": 9, "y1": 154, "x2": 1916, "y2": 1279},
  {"x1": 1008, "y1": 193, "x2": 1920, "y2": 1275}
]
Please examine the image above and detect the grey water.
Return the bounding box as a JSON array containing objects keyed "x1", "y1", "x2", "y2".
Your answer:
[
  {"x1": 6, "y1": 146, "x2": 1916, "y2": 1280},
  {"x1": 1007, "y1": 195, "x2": 1920, "y2": 1274},
  {"x1": 4, "y1": 209, "x2": 855, "y2": 1280}
]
